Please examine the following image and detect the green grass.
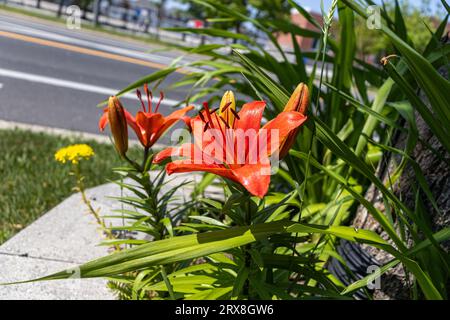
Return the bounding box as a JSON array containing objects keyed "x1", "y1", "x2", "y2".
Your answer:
[{"x1": 0, "y1": 129, "x2": 138, "y2": 244}]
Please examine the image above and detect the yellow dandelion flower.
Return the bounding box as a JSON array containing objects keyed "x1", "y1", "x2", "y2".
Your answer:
[{"x1": 55, "y1": 144, "x2": 94, "y2": 164}]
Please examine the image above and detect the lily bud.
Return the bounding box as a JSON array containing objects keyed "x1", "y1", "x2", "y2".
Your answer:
[
  {"x1": 283, "y1": 83, "x2": 309, "y2": 114},
  {"x1": 219, "y1": 90, "x2": 236, "y2": 127},
  {"x1": 108, "y1": 96, "x2": 128, "y2": 157},
  {"x1": 279, "y1": 83, "x2": 309, "y2": 159}
]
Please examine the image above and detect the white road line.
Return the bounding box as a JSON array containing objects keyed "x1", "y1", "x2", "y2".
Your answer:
[
  {"x1": 0, "y1": 67, "x2": 181, "y2": 106},
  {"x1": 0, "y1": 18, "x2": 203, "y2": 73},
  {"x1": 0, "y1": 20, "x2": 176, "y2": 65}
]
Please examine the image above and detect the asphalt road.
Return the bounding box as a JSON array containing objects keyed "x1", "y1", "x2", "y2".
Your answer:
[{"x1": 0, "y1": 12, "x2": 197, "y2": 135}]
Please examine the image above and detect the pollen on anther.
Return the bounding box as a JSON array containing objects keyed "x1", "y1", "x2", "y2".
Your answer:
[
  {"x1": 221, "y1": 101, "x2": 232, "y2": 113},
  {"x1": 198, "y1": 112, "x2": 206, "y2": 123}
]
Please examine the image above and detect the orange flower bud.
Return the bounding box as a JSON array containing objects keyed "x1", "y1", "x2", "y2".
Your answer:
[
  {"x1": 108, "y1": 96, "x2": 128, "y2": 157},
  {"x1": 279, "y1": 83, "x2": 309, "y2": 159},
  {"x1": 283, "y1": 83, "x2": 309, "y2": 114}
]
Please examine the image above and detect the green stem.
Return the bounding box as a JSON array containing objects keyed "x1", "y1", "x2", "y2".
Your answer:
[
  {"x1": 137, "y1": 147, "x2": 173, "y2": 296},
  {"x1": 160, "y1": 265, "x2": 175, "y2": 300},
  {"x1": 142, "y1": 147, "x2": 150, "y2": 172},
  {"x1": 73, "y1": 164, "x2": 120, "y2": 251},
  {"x1": 124, "y1": 154, "x2": 142, "y2": 172},
  {"x1": 243, "y1": 196, "x2": 251, "y2": 298}
]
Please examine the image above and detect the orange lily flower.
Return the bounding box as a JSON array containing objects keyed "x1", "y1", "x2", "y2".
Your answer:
[
  {"x1": 99, "y1": 84, "x2": 194, "y2": 149},
  {"x1": 154, "y1": 88, "x2": 308, "y2": 198}
]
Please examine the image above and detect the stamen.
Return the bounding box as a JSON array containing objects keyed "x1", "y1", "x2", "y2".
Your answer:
[
  {"x1": 136, "y1": 89, "x2": 146, "y2": 112},
  {"x1": 219, "y1": 116, "x2": 230, "y2": 128},
  {"x1": 230, "y1": 108, "x2": 240, "y2": 120},
  {"x1": 211, "y1": 107, "x2": 220, "y2": 114},
  {"x1": 203, "y1": 121, "x2": 210, "y2": 132},
  {"x1": 221, "y1": 101, "x2": 232, "y2": 113},
  {"x1": 144, "y1": 84, "x2": 152, "y2": 113},
  {"x1": 155, "y1": 91, "x2": 164, "y2": 113},
  {"x1": 213, "y1": 113, "x2": 226, "y2": 141},
  {"x1": 198, "y1": 111, "x2": 206, "y2": 123},
  {"x1": 214, "y1": 113, "x2": 233, "y2": 164},
  {"x1": 203, "y1": 102, "x2": 214, "y2": 128}
]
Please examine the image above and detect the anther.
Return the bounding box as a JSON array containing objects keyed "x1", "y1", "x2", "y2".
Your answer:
[
  {"x1": 221, "y1": 101, "x2": 232, "y2": 113},
  {"x1": 198, "y1": 111, "x2": 206, "y2": 123},
  {"x1": 203, "y1": 102, "x2": 214, "y2": 127},
  {"x1": 230, "y1": 108, "x2": 240, "y2": 120}
]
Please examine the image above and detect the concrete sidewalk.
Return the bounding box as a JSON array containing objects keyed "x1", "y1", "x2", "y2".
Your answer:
[{"x1": 0, "y1": 172, "x2": 222, "y2": 300}]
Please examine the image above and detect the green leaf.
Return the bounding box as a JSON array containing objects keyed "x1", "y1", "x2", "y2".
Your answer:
[
  {"x1": 164, "y1": 27, "x2": 253, "y2": 43},
  {"x1": 96, "y1": 67, "x2": 178, "y2": 107},
  {"x1": 344, "y1": 0, "x2": 450, "y2": 128},
  {"x1": 286, "y1": 223, "x2": 386, "y2": 245},
  {"x1": 231, "y1": 266, "x2": 249, "y2": 299},
  {"x1": 15, "y1": 221, "x2": 290, "y2": 282}
]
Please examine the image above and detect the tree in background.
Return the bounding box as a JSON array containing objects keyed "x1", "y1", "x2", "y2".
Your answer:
[
  {"x1": 249, "y1": 0, "x2": 291, "y2": 21},
  {"x1": 183, "y1": 0, "x2": 247, "y2": 29},
  {"x1": 183, "y1": 0, "x2": 290, "y2": 35},
  {"x1": 354, "y1": 0, "x2": 443, "y2": 62}
]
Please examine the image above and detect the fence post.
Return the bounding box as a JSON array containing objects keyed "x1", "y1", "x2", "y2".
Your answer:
[
  {"x1": 57, "y1": 0, "x2": 64, "y2": 17},
  {"x1": 93, "y1": 0, "x2": 100, "y2": 25}
]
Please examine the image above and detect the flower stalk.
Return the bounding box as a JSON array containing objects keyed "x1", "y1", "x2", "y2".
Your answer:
[{"x1": 72, "y1": 163, "x2": 118, "y2": 250}]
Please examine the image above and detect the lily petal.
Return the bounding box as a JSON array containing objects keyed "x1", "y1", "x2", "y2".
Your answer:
[
  {"x1": 99, "y1": 107, "x2": 139, "y2": 134},
  {"x1": 234, "y1": 101, "x2": 266, "y2": 132},
  {"x1": 154, "y1": 143, "x2": 194, "y2": 164},
  {"x1": 166, "y1": 161, "x2": 236, "y2": 182},
  {"x1": 99, "y1": 108, "x2": 109, "y2": 131},
  {"x1": 231, "y1": 163, "x2": 271, "y2": 198},
  {"x1": 155, "y1": 142, "x2": 218, "y2": 165},
  {"x1": 149, "y1": 105, "x2": 194, "y2": 146},
  {"x1": 123, "y1": 109, "x2": 140, "y2": 135},
  {"x1": 260, "y1": 111, "x2": 307, "y2": 157},
  {"x1": 135, "y1": 112, "x2": 164, "y2": 147}
]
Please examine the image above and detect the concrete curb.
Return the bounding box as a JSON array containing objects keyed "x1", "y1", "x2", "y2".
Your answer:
[{"x1": 0, "y1": 172, "x2": 222, "y2": 300}]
